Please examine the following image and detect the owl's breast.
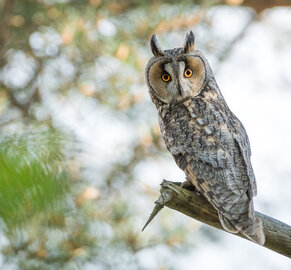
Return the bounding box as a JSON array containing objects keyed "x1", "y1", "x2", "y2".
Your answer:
[
  {"x1": 158, "y1": 102, "x2": 195, "y2": 155},
  {"x1": 158, "y1": 98, "x2": 234, "y2": 165}
]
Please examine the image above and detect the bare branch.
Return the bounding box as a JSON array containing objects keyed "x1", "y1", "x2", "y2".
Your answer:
[
  {"x1": 144, "y1": 180, "x2": 291, "y2": 258},
  {"x1": 142, "y1": 185, "x2": 173, "y2": 231}
]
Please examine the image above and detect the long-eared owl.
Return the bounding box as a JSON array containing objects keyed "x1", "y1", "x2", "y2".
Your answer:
[{"x1": 145, "y1": 31, "x2": 265, "y2": 245}]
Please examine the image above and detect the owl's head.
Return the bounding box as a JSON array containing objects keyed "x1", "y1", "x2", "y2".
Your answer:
[{"x1": 145, "y1": 31, "x2": 210, "y2": 104}]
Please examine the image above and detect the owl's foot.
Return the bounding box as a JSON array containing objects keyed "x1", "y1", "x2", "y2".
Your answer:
[{"x1": 181, "y1": 179, "x2": 196, "y2": 191}]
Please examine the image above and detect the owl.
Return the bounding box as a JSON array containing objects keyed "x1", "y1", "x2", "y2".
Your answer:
[{"x1": 145, "y1": 31, "x2": 265, "y2": 245}]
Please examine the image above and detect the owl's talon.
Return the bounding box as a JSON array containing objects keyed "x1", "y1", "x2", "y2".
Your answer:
[{"x1": 181, "y1": 180, "x2": 196, "y2": 191}]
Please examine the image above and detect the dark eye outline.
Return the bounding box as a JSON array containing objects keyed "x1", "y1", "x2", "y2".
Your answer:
[
  {"x1": 184, "y1": 68, "x2": 193, "y2": 78},
  {"x1": 161, "y1": 72, "x2": 171, "y2": 82}
]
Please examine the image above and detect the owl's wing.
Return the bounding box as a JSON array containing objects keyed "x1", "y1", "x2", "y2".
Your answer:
[
  {"x1": 172, "y1": 148, "x2": 248, "y2": 226},
  {"x1": 167, "y1": 102, "x2": 255, "y2": 204},
  {"x1": 171, "y1": 127, "x2": 248, "y2": 200},
  {"x1": 232, "y1": 118, "x2": 257, "y2": 198},
  {"x1": 163, "y1": 100, "x2": 263, "y2": 239},
  {"x1": 170, "y1": 107, "x2": 262, "y2": 243}
]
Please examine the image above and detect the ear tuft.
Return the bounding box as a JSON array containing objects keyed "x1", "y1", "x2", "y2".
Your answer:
[
  {"x1": 182, "y1": 30, "x2": 195, "y2": 54},
  {"x1": 150, "y1": 34, "x2": 164, "y2": 57}
]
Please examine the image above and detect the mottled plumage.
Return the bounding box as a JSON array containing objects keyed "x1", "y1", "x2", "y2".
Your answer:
[{"x1": 145, "y1": 31, "x2": 265, "y2": 245}]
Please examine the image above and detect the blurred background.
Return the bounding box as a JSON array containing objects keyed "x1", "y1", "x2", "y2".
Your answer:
[{"x1": 0, "y1": 0, "x2": 291, "y2": 269}]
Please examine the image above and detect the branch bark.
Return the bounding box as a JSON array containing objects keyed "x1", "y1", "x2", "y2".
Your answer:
[
  {"x1": 143, "y1": 180, "x2": 291, "y2": 259},
  {"x1": 242, "y1": 0, "x2": 291, "y2": 13}
]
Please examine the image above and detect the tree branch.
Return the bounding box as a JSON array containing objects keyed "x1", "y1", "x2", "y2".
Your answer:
[
  {"x1": 143, "y1": 180, "x2": 291, "y2": 259},
  {"x1": 242, "y1": 0, "x2": 291, "y2": 13}
]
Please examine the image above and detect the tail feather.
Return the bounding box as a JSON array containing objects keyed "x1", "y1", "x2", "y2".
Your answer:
[
  {"x1": 240, "y1": 217, "x2": 265, "y2": 245},
  {"x1": 218, "y1": 212, "x2": 265, "y2": 245},
  {"x1": 218, "y1": 212, "x2": 239, "y2": 233}
]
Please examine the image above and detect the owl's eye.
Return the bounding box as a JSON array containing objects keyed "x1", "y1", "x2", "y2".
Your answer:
[
  {"x1": 184, "y1": 68, "x2": 193, "y2": 78},
  {"x1": 161, "y1": 73, "x2": 171, "y2": 82}
]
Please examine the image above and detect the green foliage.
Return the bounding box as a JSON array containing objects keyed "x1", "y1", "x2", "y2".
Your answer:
[{"x1": 0, "y1": 130, "x2": 70, "y2": 228}]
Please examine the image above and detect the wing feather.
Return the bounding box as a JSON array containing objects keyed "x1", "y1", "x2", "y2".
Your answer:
[
  {"x1": 165, "y1": 99, "x2": 256, "y2": 218},
  {"x1": 231, "y1": 116, "x2": 257, "y2": 198}
]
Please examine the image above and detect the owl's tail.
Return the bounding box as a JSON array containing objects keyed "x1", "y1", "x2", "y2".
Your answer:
[
  {"x1": 240, "y1": 217, "x2": 265, "y2": 246},
  {"x1": 218, "y1": 213, "x2": 265, "y2": 245}
]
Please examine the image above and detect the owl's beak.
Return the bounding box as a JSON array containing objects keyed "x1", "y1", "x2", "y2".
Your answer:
[{"x1": 177, "y1": 83, "x2": 183, "y2": 96}]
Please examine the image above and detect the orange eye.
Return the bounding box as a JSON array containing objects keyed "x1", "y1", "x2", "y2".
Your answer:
[
  {"x1": 184, "y1": 68, "x2": 192, "y2": 78},
  {"x1": 161, "y1": 73, "x2": 171, "y2": 82}
]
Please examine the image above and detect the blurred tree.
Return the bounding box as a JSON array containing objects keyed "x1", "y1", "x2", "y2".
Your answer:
[{"x1": 0, "y1": 1, "x2": 208, "y2": 269}]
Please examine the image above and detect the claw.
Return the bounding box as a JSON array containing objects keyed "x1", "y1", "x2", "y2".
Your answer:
[{"x1": 181, "y1": 179, "x2": 196, "y2": 191}]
